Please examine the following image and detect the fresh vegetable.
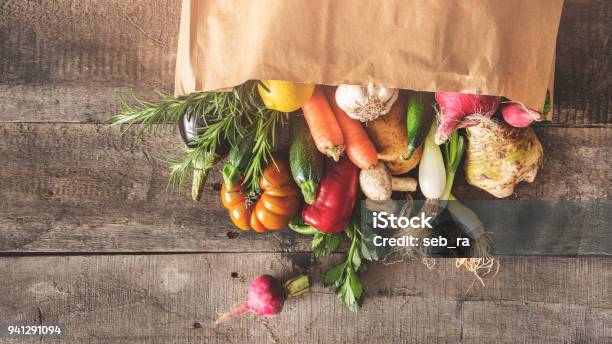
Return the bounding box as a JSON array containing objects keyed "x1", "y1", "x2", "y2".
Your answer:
[
  {"x1": 322, "y1": 216, "x2": 367, "y2": 312},
  {"x1": 178, "y1": 113, "x2": 213, "y2": 148},
  {"x1": 256, "y1": 159, "x2": 301, "y2": 230},
  {"x1": 365, "y1": 95, "x2": 422, "y2": 175},
  {"x1": 108, "y1": 81, "x2": 284, "y2": 196},
  {"x1": 395, "y1": 129, "x2": 465, "y2": 260},
  {"x1": 434, "y1": 92, "x2": 501, "y2": 144},
  {"x1": 310, "y1": 232, "x2": 342, "y2": 257},
  {"x1": 463, "y1": 118, "x2": 543, "y2": 198},
  {"x1": 335, "y1": 83, "x2": 399, "y2": 122},
  {"x1": 301, "y1": 87, "x2": 345, "y2": 161},
  {"x1": 222, "y1": 134, "x2": 256, "y2": 189},
  {"x1": 501, "y1": 102, "x2": 544, "y2": 128},
  {"x1": 258, "y1": 80, "x2": 315, "y2": 112},
  {"x1": 441, "y1": 130, "x2": 465, "y2": 200},
  {"x1": 448, "y1": 194, "x2": 499, "y2": 285},
  {"x1": 418, "y1": 121, "x2": 446, "y2": 199},
  {"x1": 289, "y1": 116, "x2": 325, "y2": 204},
  {"x1": 396, "y1": 119, "x2": 443, "y2": 259},
  {"x1": 190, "y1": 149, "x2": 216, "y2": 201},
  {"x1": 359, "y1": 162, "x2": 417, "y2": 201},
  {"x1": 215, "y1": 274, "x2": 309, "y2": 324},
  {"x1": 289, "y1": 216, "x2": 342, "y2": 257},
  {"x1": 326, "y1": 87, "x2": 378, "y2": 169},
  {"x1": 242, "y1": 111, "x2": 287, "y2": 193},
  {"x1": 302, "y1": 157, "x2": 359, "y2": 234},
  {"x1": 221, "y1": 159, "x2": 301, "y2": 232},
  {"x1": 404, "y1": 91, "x2": 435, "y2": 160},
  {"x1": 221, "y1": 183, "x2": 252, "y2": 230}
]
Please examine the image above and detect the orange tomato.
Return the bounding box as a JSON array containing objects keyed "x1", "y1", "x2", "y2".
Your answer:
[
  {"x1": 221, "y1": 183, "x2": 252, "y2": 231},
  {"x1": 220, "y1": 159, "x2": 301, "y2": 232},
  {"x1": 221, "y1": 183, "x2": 246, "y2": 208},
  {"x1": 250, "y1": 215, "x2": 267, "y2": 233}
]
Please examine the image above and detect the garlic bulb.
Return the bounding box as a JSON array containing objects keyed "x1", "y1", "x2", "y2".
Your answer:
[{"x1": 335, "y1": 83, "x2": 399, "y2": 122}]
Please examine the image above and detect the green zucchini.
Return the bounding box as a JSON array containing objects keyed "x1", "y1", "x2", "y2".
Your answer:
[
  {"x1": 222, "y1": 134, "x2": 255, "y2": 189},
  {"x1": 404, "y1": 91, "x2": 435, "y2": 160},
  {"x1": 289, "y1": 115, "x2": 324, "y2": 204}
]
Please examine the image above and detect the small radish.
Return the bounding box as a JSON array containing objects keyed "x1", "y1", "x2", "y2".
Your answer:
[
  {"x1": 501, "y1": 102, "x2": 544, "y2": 128},
  {"x1": 434, "y1": 92, "x2": 501, "y2": 144},
  {"x1": 215, "y1": 274, "x2": 309, "y2": 324}
]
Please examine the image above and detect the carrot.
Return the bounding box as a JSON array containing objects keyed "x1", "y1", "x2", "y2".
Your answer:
[
  {"x1": 301, "y1": 86, "x2": 344, "y2": 161},
  {"x1": 326, "y1": 87, "x2": 378, "y2": 169}
]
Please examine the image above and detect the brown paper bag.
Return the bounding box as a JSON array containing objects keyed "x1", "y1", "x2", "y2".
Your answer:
[{"x1": 175, "y1": 0, "x2": 563, "y2": 114}]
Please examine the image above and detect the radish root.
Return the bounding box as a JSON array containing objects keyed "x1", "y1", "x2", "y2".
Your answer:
[{"x1": 215, "y1": 304, "x2": 249, "y2": 325}]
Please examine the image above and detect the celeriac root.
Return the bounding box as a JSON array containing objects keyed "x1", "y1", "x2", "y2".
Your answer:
[{"x1": 463, "y1": 115, "x2": 543, "y2": 198}]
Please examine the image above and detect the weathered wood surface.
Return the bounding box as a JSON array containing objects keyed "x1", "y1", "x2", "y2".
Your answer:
[
  {"x1": 0, "y1": 0, "x2": 611, "y2": 342},
  {"x1": 0, "y1": 254, "x2": 610, "y2": 344},
  {"x1": 1, "y1": 124, "x2": 609, "y2": 253},
  {"x1": 0, "y1": 0, "x2": 610, "y2": 125},
  {"x1": 0, "y1": 0, "x2": 179, "y2": 123}
]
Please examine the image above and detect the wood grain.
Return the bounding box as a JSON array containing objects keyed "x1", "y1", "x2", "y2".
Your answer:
[
  {"x1": 0, "y1": 254, "x2": 610, "y2": 343},
  {"x1": 0, "y1": 123, "x2": 609, "y2": 253},
  {"x1": 0, "y1": 0, "x2": 610, "y2": 125},
  {"x1": 0, "y1": 1, "x2": 610, "y2": 343},
  {"x1": 554, "y1": 0, "x2": 611, "y2": 126}
]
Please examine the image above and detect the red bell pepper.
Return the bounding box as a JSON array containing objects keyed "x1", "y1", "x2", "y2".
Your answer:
[{"x1": 302, "y1": 157, "x2": 359, "y2": 234}]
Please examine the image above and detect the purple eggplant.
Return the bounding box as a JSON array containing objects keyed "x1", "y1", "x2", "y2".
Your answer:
[{"x1": 177, "y1": 112, "x2": 229, "y2": 201}]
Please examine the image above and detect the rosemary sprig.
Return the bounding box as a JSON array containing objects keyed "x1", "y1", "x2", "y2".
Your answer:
[
  {"x1": 108, "y1": 91, "x2": 203, "y2": 140},
  {"x1": 164, "y1": 145, "x2": 216, "y2": 193},
  {"x1": 242, "y1": 110, "x2": 286, "y2": 192},
  {"x1": 107, "y1": 82, "x2": 257, "y2": 141},
  {"x1": 107, "y1": 80, "x2": 284, "y2": 197}
]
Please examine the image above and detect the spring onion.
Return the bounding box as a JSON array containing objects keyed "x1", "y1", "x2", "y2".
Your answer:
[{"x1": 418, "y1": 121, "x2": 446, "y2": 199}]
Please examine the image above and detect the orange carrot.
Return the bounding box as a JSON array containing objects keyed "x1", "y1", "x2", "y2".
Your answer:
[
  {"x1": 326, "y1": 87, "x2": 378, "y2": 169},
  {"x1": 301, "y1": 87, "x2": 345, "y2": 161}
]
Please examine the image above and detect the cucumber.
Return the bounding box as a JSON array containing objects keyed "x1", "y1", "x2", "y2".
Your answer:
[
  {"x1": 222, "y1": 134, "x2": 255, "y2": 189},
  {"x1": 289, "y1": 115, "x2": 324, "y2": 204},
  {"x1": 404, "y1": 91, "x2": 435, "y2": 160}
]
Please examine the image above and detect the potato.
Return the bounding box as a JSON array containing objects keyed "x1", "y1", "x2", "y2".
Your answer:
[{"x1": 365, "y1": 95, "x2": 422, "y2": 175}]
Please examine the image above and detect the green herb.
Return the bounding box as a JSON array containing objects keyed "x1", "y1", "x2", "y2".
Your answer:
[
  {"x1": 441, "y1": 130, "x2": 465, "y2": 200},
  {"x1": 242, "y1": 111, "x2": 286, "y2": 192},
  {"x1": 291, "y1": 212, "x2": 369, "y2": 311},
  {"x1": 289, "y1": 216, "x2": 341, "y2": 257},
  {"x1": 107, "y1": 81, "x2": 284, "y2": 195},
  {"x1": 312, "y1": 232, "x2": 341, "y2": 257},
  {"x1": 163, "y1": 147, "x2": 217, "y2": 198},
  {"x1": 359, "y1": 211, "x2": 391, "y2": 261},
  {"x1": 107, "y1": 88, "x2": 247, "y2": 142},
  {"x1": 322, "y1": 218, "x2": 367, "y2": 312}
]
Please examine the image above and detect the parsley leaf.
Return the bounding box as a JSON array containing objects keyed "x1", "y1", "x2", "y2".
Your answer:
[
  {"x1": 312, "y1": 232, "x2": 341, "y2": 257},
  {"x1": 323, "y1": 216, "x2": 368, "y2": 312}
]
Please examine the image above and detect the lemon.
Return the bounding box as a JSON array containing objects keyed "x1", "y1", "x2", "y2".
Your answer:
[{"x1": 258, "y1": 80, "x2": 315, "y2": 112}]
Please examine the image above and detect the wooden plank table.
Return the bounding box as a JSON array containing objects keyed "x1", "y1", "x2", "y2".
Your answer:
[{"x1": 0, "y1": 0, "x2": 610, "y2": 342}]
